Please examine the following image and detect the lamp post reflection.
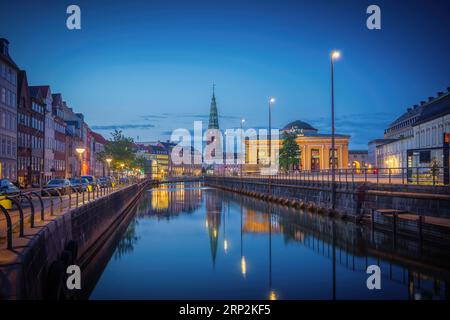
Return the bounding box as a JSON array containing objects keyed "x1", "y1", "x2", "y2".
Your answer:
[
  {"x1": 240, "y1": 198, "x2": 246, "y2": 277},
  {"x1": 332, "y1": 220, "x2": 337, "y2": 300},
  {"x1": 268, "y1": 204, "x2": 277, "y2": 300},
  {"x1": 223, "y1": 200, "x2": 229, "y2": 254}
]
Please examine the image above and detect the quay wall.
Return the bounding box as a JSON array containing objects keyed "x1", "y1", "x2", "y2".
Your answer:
[
  {"x1": 205, "y1": 177, "x2": 450, "y2": 219},
  {"x1": 0, "y1": 181, "x2": 149, "y2": 299}
]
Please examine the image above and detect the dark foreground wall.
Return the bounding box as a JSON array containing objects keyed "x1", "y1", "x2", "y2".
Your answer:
[
  {"x1": 205, "y1": 177, "x2": 450, "y2": 218},
  {"x1": 0, "y1": 182, "x2": 148, "y2": 300}
]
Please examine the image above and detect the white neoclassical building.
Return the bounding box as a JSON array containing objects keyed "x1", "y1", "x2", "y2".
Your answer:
[{"x1": 373, "y1": 88, "x2": 450, "y2": 183}]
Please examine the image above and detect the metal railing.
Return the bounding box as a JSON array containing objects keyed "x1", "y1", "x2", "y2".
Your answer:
[
  {"x1": 0, "y1": 180, "x2": 133, "y2": 250},
  {"x1": 208, "y1": 166, "x2": 450, "y2": 186}
]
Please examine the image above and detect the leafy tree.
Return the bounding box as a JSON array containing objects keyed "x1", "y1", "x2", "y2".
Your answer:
[
  {"x1": 96, "y1": 130, "x2": 139, "y2": 171},
  {"x1": 279, "y1": 131, "x2": 300, "y2": 172}
]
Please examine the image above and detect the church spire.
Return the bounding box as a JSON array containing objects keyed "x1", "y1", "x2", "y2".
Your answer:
[{"x1": 208, "y1": 83, "x2": 219, "y2": 129}]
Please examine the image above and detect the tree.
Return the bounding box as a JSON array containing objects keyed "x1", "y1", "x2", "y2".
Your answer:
[
  {"x1": 279, "y1": 131, "x2": 300, "y2": 172},
  {"x1": 96, "y1": 130, "x2": 139, "y2": 171}
]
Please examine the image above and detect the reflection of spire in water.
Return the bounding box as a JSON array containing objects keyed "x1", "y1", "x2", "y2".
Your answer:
[{"x1": 205, "y1": 191, "x2": 222, "y2": 267}]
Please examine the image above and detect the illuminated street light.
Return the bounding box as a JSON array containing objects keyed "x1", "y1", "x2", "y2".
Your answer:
[
  {"x1": 75, "y1": 147, "x2": 85, "y2": 177},
  {"x1": 330, "y1": 50, "x2": 341, "y2": 210},
  {"x1": 106, "y1": 157, "x2": 112, "y2": 176},
  {"x1": 268, "y1": 97, "x2": 275, "y2": 166},
  {"x1": 240, "y1": 118, "x2": 245, "y2": 177},
  {"x1": 331, "y1": 50, "x2": 341, "y2": 60}
]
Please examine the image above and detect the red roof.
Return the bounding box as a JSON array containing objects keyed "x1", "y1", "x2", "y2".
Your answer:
[{"x1": 90, "y1": 131, "x2": 108, "y2": 144}]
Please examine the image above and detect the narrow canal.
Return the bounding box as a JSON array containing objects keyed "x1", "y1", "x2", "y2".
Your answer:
[{"x1": 88, "y1": 182, "x2": 450, "y2": 300}]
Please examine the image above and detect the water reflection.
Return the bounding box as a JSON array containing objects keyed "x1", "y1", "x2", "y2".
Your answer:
[
  {"x1": 91, "y1": 182, "x2": 450, "y2": 300},
  {"x1": 114, "y1": 220, "x2": 140, "y2": 260}
]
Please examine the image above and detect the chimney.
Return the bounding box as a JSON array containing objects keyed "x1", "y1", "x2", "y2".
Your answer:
[
  {"x1": 447, "y1": 87, "x2": 450, "y2": 92},
  {"x1": 407, "y1": 107, "x2": 412, "y2": 112},
  {"x1": 437, "y1": 92, "x2": 444, "y2": 97},
  {"x1": 0, "y1": 38, "x2": 9, "y2": 56},
  {"x1": 420, "y1": 101, "x2": 426, "y2": 105},
  {"x1": 413, "y1": 104, "x2": 419, "y2": 109},
  {"x1": 428, "y1": 97, "x2": 434, "y2": 102}
]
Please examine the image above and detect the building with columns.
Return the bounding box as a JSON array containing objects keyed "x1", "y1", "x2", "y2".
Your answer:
[{"x1": 245, "y1": 120, "x2": 350, "y2": 173}]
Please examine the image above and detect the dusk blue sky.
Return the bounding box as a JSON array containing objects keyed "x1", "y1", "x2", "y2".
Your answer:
[{"x1": 1, "y1": 0, "x2": 449, "y2": 149}]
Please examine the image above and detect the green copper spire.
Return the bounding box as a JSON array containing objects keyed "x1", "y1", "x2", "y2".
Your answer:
[{"x1": 208, "y1": 83, "x2": 219, "y2": 129}]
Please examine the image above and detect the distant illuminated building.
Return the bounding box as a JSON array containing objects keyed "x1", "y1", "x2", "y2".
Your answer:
[
  {"x1": 244, "y1": 120, "x2": 350, "y2": 173},
  {"x1": 243, "y1": 209, "x2": 282, "y2": 234}
]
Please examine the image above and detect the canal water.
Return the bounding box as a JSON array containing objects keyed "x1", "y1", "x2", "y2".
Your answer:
[{"x1": 89, "y1": 182, "x2": 450, "y2": 300}]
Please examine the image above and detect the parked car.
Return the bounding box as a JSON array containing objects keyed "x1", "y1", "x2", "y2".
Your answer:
[
  {"x1": 69, "y1": 177, "x2": 91, "y2": 192},
  {"x1": 81, "y1": 175, "x2": 97, "y2": 189},
  {"x1": 0, "y1": 179, "x2": 20, "y2": 196},
  {"x1": 97, "y1": 177, "x2": 112, "y2": 188},
  {"x1": 42, "y1": 179, "x2": 71, "y2": 195}
]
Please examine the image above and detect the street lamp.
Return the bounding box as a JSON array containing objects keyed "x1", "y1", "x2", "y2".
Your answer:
[
  {"x1": 268, "y1": 97, "x2": 275, "y2": 167},
  {"x1": 75, "y1": 147, "x2": 85, "y2": 177},
  {"x1": 330, "y1": 50, "x2": 340, "y2": 211},
  {"x1": 240, "y1": 118, "x2": 245, "y2": 177},
  {"x1": 120, "y1": 163, "x2": 125, "y2": 180},
  {"x1": 106, "y1": 157, "x2": 112, "y2": 176},
  {"x1": 240, "y1": 199, "x2": 246, "y2": 277}
]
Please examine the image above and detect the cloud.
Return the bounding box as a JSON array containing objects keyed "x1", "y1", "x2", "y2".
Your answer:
[
  {"x1": 91, "y1": 123, "x2": 155, "y2": 130},
  {"x1": 141, "y1": 115, "x2": 169, "y2": 121}
]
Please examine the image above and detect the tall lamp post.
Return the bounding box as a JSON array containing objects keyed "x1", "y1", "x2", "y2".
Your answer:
[
  {"x1": 75, "y1": 147, "x2": 85, "y2": 177},
  {"x1": 330, "y1": 50, "x2": 340, "y2": 211},
  {"x1": 240, "y1": 118, "x2": 245, "y2": 177},
  {"x1": 106, "y1": 157, "x2": 112, "y2": 176},
  {"x1": 268, "y1": 97, "x2": 275, "y2": 168},
  {"x1": 120, "y1": 163, "x2": 125, "y2": 180}
]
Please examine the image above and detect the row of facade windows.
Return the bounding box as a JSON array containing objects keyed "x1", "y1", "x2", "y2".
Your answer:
[
  {"x1": 0, "y1": 135, "x2": 17, "y2": 158},
  {"x1": 31, "y1": 136, "x2": 44, "y2": 149},
  {"x1": 0, "y1": 87, "x2": 16, "y2": 108},
  {"x1": 32, "y1": 102, "x2": 44, "y2": 114},
  {"x1": 45, "y1": 116, "x2": 67, "y2": 134},
  {"x1": 1, "y1": 109, "x2": 16, "y2": 131},
  {"x1": 415, "y1": 123, "x2": 450, "y2": 148},
  {"x1": 31, "y1": 117, "x2": 44, "y2": 131},
  {"x1": 46, "y1": 137, "x2": 65, "y2": 153},
  {"x1": 48, "y1": 159, "x2": 66, "y2": 172},
  {"x1": 0, "y1": 161, "x2": 16, "y2": 180},
  {"x1": 0, "y1": 62, "x2": 17, "y2": 86}
]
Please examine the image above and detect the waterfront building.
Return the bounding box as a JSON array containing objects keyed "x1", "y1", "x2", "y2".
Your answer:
[
  {"x1": 374, "y1": 88, "x2": 450, "y2": 183},
  {"x1": 348, "y1": 150, "x2": 370, "y2": 170},
  {"x1": 51, "y1": 93, "x2": 67, "y2": 178},
  {"x1": 244, "y1": 120, "x2": 350, "y2": 173},
  {"x1": 30, "y1": 85, "x2": 54, "y2": 183},
  {"x1": 89, "y1": 130, "x2": 107, "y2": 176},
  {"x1": 28, "y1": 87, "x2": 45, "y2": 186},
  {"x1": 62, "y1": 102, "x2": 85, "y2": 177},
  {"x1": 0, "y1": 38, "x2": 18, "y2": 180},
  {"x1": 136, "y1": 143, "x2": 169, "y2": 179},
  {"x1": 17, "y1": 70, "x2": 32, "y2": 187},
  {"x1": 160, "y1": 141, "x2": 202, "y2": 176}
]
